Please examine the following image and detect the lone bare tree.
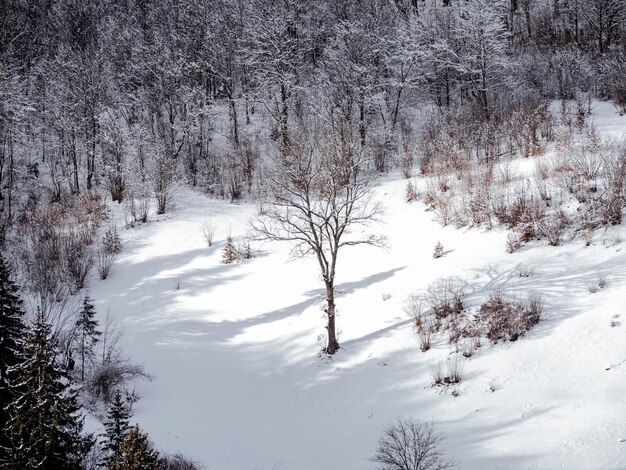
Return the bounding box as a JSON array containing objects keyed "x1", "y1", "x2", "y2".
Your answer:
[
  {"x1": 372, "y1": 419, "x2": 455, "y2": 470},
  {"x1": 253, "y1": 125, "x2": 384, "y2": 354}
]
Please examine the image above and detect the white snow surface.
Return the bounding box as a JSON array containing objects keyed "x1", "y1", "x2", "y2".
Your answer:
[{"x1": 90, "y1": 102, "x2": 626, "y2": 469}]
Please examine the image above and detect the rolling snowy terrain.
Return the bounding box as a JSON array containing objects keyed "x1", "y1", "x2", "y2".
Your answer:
[{"x1": 88, "y1": 102, "x2": 626, "y2": 469}]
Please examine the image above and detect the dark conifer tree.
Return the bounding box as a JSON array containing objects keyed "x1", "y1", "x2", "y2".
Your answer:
[
  {"x1": 0, "y1": 255, "x2": 26, "y2": 461},
  {"x1": 222, "y1": 236, "x2": 237, "y2": 264},
  {"x1": 106, "y1": 425, "x2": 161, "y2": 470},
  {"x1": 102, "y1": 389, "x2": 132, "y2": 457},
  {"x1": 2, "y1": 312, "x2": 93, "y2": 469},
  {"x1": 75, "y1": 295, "x2": 101, "y2": 382}
]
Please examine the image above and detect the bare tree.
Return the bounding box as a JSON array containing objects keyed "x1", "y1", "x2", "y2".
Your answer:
[
  {"x1": 372, "y1": 419, "x2": 455, "y2": 470},
  {"x1": 252, "y1": 125, "x2": 384, "y2": 354}
]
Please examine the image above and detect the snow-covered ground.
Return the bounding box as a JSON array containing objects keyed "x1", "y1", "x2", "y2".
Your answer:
[{"x1": 90, "y1": 102, "x2": 626, "y2": 469}]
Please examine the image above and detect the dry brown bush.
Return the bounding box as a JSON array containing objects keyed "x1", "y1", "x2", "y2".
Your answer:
[{"x1": 476, "y1": 292, "x2": 542, "y2": 343}]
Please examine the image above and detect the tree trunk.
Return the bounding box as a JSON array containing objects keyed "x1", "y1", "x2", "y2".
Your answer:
[
  {"x1": 324, "y1": 281, "x2": 339, "y2": 354},
  {"x1": 243, "y1": 65, "x2": 251, "y2": 125},
  {"x1": 524, "y1": 1, "x2": 532, "y2": 38},
  {"x1": 87, "y1": 115, "x2": 96, "y2": 190},
  {"x1": 70, "y1": 128, "x2": 79, "y2": 194},
  {"x1": 7, "y1": 132, "x2": 14, "y2": 220},
  {"x1": 229, "y1": 93, "x2": 240, "y2": 147},
  {"x1": 359, "y1": 94, "x2": 366, "y2": 149},
  {"x1": 81, "y1": 331, "x2": 85, "y2": 382},
  {"x1": 280, "y1": 82, "x2": 289, "y2": 151}
]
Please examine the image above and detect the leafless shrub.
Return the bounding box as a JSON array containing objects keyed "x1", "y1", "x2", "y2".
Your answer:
[
  {"x1": 404, "y1": 294, "x2": 423, "y2": 328},
  {"x1": 151, "y1": 152, "x2": 177, "y2": 215},
  {"x1": 527, "y1": 292, "x2": 543, "y2": 317},
  {"x1": 237, "y1": 238, "x2": 253, "y2": 260},
  {"x1": 398, "y1": 141, "x2": 415, "y2": 179},
  {"x1": 534, "y1": 177, "x2": 552, "y2": 204},
  {"x1": 604, "y1": 228, "x2": 622, "y2": 247},
  {"x1": 498, "y1": 161, "x2": 512, "y2": 184},
  {"x1": 404, "y1": 294, "x2": 432, "y2": 352},
  {"x1": 224, "y1": 142, "x2": 260, "y2": 201},
  {"x1": 436, "y1": 175, "x2": 450, "y2": 193},
  {"x1": 418, "y1": 324, "x2": 433, "y2": 353},
  {"x1": 509, "y1": 98, "x2": 551, "y2": 157},
  {"x1": 493, "y1": 185, "x2": 529, "y2": 229},
  {"x1": 613, "y1": 230, "x2": 623, "y2": 245},
  {"x1": 537, "y1": 209, "x2": 567, "y2": 246},
  {"x1": 201, "y1": 221, "x2": 216, "y2": 247},
  {"x1": 448, "y1": 319, "x2": 462, "y2": 344},
  {"x1": 371, "y1": 419, "x2": 454, "y2": 470},
  {"x1": 102, "y1": 226, "x2": 122, "y2": 254},
  {"x1": 468, "y1": 188, "x2": 492, "y2": 228},
  {"x1": 518, "y1": 265, "x2": 534, "y2": 278},
  {"x1": 570, "y1": 141, "x2": 603, "y2": 185},
  {"x1": 431, "y1": 358, "x2": 464, "y2": 387},
  {"x1": 127, "y1": 193, "x2": 150, "y2": 224},
  {"x1": 97, "y1": 242, "x2": 117, "y2": 280},
  {"x1": 97, "y1": 227, "x2": 121, "y2": 280},
  {"x1": 518, "y1": 222, "x2": 538, "y2": 243},
  {"x1": 477, "y1": 292, "x2": 542, "y2": 343},
  {"x1": 88, "y1": 312, "x2": 153, "y2": 403},
  {"x1": 62, "y1": 228, "x2": 94, "y2": 294},
  {"x1": 426, "y1": 278, "x2": 465, "y2": 323},
  {"x1": 506, "y1": 233, "x2": 521, "y2": 254},
  {"x1": 446, "y1": 357, "x2": 464, "y2": 384},
  {"x1": 460, "y1": 339, "x2": 474, "y2": 358},
  {"x1": 162, "y1": 453, "x2": 204, "y2": 470},
  {"x1": 430, "y1": 362, "x2": 444, "y2": 386},
  {"x1": 536, "y1": 159, "x2": 551, "y2": 181},
  {"x1": 89, "y1": 362, "x2": 152, "y2": 404},
  {"x1": 433, "y1": 194, "x2": 453, "y2": 226},
  {"x1": 589, "y1": 274, "x2": 607, "y2": 293},
  {"x1": 583, "y1": 226, "x2": 594, "y2": 246},
  {"x1": 423, "y1": 192, "x2": 436, "y2": 211}
]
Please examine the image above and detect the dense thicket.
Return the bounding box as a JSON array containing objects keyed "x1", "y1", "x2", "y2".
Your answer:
[
  {"x1": 1, "y1": 0, "x2": 624, "y2": 339},
  {"x1": 1, "y1": 0, "x2": 625, "y2": 214}
]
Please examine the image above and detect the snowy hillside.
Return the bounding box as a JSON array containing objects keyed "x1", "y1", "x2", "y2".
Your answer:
[{"x1": 89, "y1": 102, "x2": 626, "y2": 469}]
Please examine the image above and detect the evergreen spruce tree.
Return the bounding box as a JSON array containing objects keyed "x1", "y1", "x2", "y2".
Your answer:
[
  {"x1": 102, "y1": 389, "x2": 132, "y2": 457},
  {"x1": 106, "y1": 425, "x2": 161, "y2": 470},
  {"x1": 222, "y1": 235, "x2": 237, "y2": 264},
  {"x1": 0, "y1": 255, "x2": 26, "y2": 461},
  {"x1": 2, "y1": 312, "x2": 93, "y2": 470},
  {"x1": 75, "y1": 296, "x2": 101, "y2": 382}
]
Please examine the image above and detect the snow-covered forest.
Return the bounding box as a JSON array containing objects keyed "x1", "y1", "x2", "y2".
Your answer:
[{"x1": 1, "y1": 0, "x2": 626, "y2": 468}]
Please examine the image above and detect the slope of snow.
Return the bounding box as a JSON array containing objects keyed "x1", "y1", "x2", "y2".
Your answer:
[{"x1": 90, "y1": 104, "x2": 626, "y2": 469}]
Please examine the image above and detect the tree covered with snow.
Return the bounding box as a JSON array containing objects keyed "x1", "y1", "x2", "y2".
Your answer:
[
  {"x1": 105, "y1": 425, "x2": 160, "y2": 470},
  {"x1": 253, "y1": 126, "x2": 384, "y2": 354},
  {"x1": 73, "y1": 295, "x2": 102, "y2": 382},
  {"x1": 2, "y1": 312, "x2": 93, "y2": 469},
  {"x1": 101, "y1": 389, "x2": 133, "y2": 458},
  {"x1": 0, "y1": 255, "x2": 26, "y2": 462}
]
